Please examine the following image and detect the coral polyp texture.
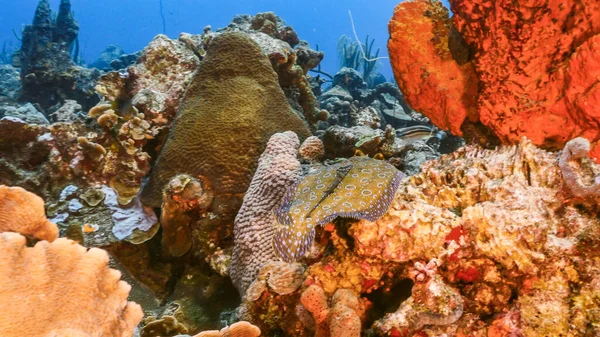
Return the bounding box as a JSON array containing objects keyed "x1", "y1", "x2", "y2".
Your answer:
[
  {"x1": 0, "y1": 185, "x2": 58, "y2": 241},
  {"x1": 388, "y1": 0, "x2": 600, "y2": 154},
  {"x1": 0, "y1": 232, "x2": 143, "y2": 336},
  {"x1": 230, "y1": 131, "x2": 302, "y2": 296},
  {"x1": 140, "y1": 32, "x2": 310, "y2": 211},
  {"x1": 274, "y1": 156, "x2": 403, "y2": 262}
]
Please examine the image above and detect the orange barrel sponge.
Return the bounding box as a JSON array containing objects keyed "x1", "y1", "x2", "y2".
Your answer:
[
  {"x1": 0, "y1": 232, "x2": 143, "y2": 336},
  {"x1": 388, "y1": 0, "x2": 479, "y2": 136},
  {"x1": 0, "y1": 185, "x2": 58, "y2": 241},
  {"x1": 451, "y1": 0, "x2": 600, "y2": 150}
]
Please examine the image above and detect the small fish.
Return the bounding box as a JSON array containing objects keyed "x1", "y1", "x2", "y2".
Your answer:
[{"x1": 273, "y1": 156, "x2": 403, "y2": 262}]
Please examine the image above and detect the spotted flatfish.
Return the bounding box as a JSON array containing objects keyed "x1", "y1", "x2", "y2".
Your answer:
[{"x1": 273, "y1": 156, "x2": 403, "y2": 262}]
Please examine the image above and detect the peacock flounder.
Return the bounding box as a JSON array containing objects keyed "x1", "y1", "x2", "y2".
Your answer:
[{"x1": 274, "y1": 156, "x2": 403, "y2": 262}]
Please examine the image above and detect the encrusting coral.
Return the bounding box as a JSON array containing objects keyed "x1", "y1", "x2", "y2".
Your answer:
[
  {"x1": 388, "y1": 0, "x2": 600, "y2": 155},
  {"x1": 229, "y1": 131, "x2": 302, "y2": 296},
  {"x1": 140, "y1": 32, "x2": 310, "y2": 216},
  {"x1": 0, "y1": 232, "x2": 143, "y2": 336},
  {"x1": 0, "y1": 185, "x2": 58, "y2": 241},
  {"x1": 160, "y1": 174, "x2": 213, "y2": 257},
  {"x1": 194, "y1": 321, "x2": 261, "y2": 337}
]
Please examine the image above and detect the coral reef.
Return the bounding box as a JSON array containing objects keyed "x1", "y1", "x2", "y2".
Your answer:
[
  {"x1": 140, "y1": 32, "x2": 310, "y2": 218},
  {"x1": 230, "y1": 131, "x2": 301, "y2": 296},
  {"x1": 0, "y1": 232, "x2": 143, "y2": 336},
  {"x1": 0, "y1": 185, "x2": 58, "y2": 241},
  {"x1": 240, "y1": 138, "x2": 600, "y2": 336},
  {"x1": 389, "y1": 0, "x2": 600, "y2": 153}
]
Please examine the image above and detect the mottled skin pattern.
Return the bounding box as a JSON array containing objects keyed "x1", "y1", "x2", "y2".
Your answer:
[
  {"x1": 140, "y1": 32, "x2": 310, "y2": 209},
  {"x1": 274, "y1": 157, "x2": 403, "y2": 262}
]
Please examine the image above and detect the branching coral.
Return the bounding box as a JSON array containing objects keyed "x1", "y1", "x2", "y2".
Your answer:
[
  {"x1": 0, "y1": 185, "x2": 58, "y2": 241},
  {"x1": 0, "y1": 232, "x2": 143, "y2": 336}
]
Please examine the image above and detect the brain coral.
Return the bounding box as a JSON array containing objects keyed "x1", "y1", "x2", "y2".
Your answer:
[
  {"x1": 140, "y1": 31, "x2": 310, "y2": 208},
  {"x1": 0, "y1": 232, "x2": 143, "y2": 336},
  {"x1": 389, "y1": 0, "x2": 600, "y2": 153}
]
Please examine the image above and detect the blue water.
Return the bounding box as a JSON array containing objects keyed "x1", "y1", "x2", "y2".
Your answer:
[{"x1": 0, "y1": 0, "x2": 449, "y2": 80}]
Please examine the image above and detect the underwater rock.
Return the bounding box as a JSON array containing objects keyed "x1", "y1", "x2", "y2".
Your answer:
[
  {"x1": 0, "y1": 232, "x2": 143, "y2": 336},
  {"x1": 91, "y1": 44, "x2": 126, "y2": 71},
  {"x1": 230, "y1": 131, "x2": 301, "y2": 296},
  {"x1": 0, "y1": 65, "x2": 20, "y2": 102},
  {"x1": 140, "y1": 32, "x2": 310, "y2": 215},
  {"x1": 48, "y1": 99, "x2": 83, "y2": 123},
  {"x1": 318, "y1": 69, "x2": 425, "y2": 131},
  {"x1": 0, "y1": 117, "x2": 86, "y2": 198},
  {"x1": 0, "y1": 102, "x2": 48, "y2": 124},
  {"x1": 374, "y1": 263, "x2": 464, "y2": 335},
  {"x1": 0, "y1": 185, "x2": 58, "y2": 241},
  {"x1": 110, "y1": 51, "x2": 141, "y2": 70},
  {"x1": 322, "y1": 125, "x2": 404, "y2": 159},
  {"x1": 558, "y1": 137, "x2": 600, "y2": 200},
  {"x1": 389, "y1": 0, "x2": 600, "y2": 154},
  {"x1": 19, "y1": 0, "x2": 101, "y2": 110},
  {"x1": 245, "y1": 261, "x2": 305, "y2": 301},
  {"x1": 96, "y1": 34, "x2": 200, "y2": 126}
]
